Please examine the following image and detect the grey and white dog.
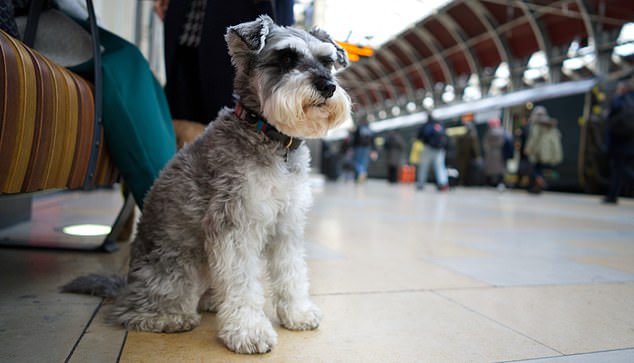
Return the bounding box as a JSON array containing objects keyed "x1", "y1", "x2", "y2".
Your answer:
[{"x1": 63, "y1": 15, "x2": 351, "y2": 354}]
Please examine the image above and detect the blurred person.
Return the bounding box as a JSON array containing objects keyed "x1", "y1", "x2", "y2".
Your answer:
[
  {"x1": 338, "y1": 136, "x2": 356, "y2": 182},
  {"x1": 514, "y1": 115, "x2": 532, "y2": 189},
  {"x1": 416, "y1": 118, "x2": 449, "y2": 191},
  {"x1": 483, "y1": 117, "x2": 507, "y2": 190},
  {"x1": 155, "y1": 0, "x2": 294, "y2": 125},
  {"x1": 602, "y1": 79, "x2": 634, "y2": 204},
  {"x1": 383, "y1": 130, "x2": 406, "y2": 183},
  {"x1": 524, "y1": 106, "x2": 563, "y2": 194},
  {"x1": 350, "y1": 120, "x2": 377, "y2": 183},
  {"x1": 454, "y1": 122, "x2": 481, "y2": 186}
]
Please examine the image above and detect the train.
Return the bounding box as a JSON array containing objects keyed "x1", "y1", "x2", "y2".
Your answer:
[{"x1": 321, "y1": 77, "x2": 630, "y2": 196}]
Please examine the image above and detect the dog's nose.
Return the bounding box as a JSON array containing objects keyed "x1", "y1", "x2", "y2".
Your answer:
[{"x1": 315, "y1": 78, "x2": 337, "y2": 99}]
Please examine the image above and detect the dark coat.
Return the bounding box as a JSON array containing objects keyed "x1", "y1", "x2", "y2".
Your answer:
[
  {"x1": 606, "y1": 90, "x2": 634, "y2": 157},
  {"x1": 483, "y1": 126, "x2": 506, "y2": 176},
  {"x1": 163, "y1": 0, "x2": 293, "y2": 123},
  {"x1": 384, "y1": 132, "x2": 406, "y2": 167}
]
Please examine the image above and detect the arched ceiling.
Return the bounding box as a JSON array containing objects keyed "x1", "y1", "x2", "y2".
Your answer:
[{"x1": 337, "y1": 0, "x2": 634, "y2": 118}]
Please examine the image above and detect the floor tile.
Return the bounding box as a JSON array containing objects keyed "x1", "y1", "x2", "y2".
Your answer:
[
  {"x1": 505, "y1": 348, "x2": 634, "y2": 362},
  {"x1": 439, "y1": 283, "x2": 634, "y2": 354},
  {"x1": 120, "y1": 291, "x2": 558, "y2": 363},
  {"x1": 0, "y1": 246, "x2": 129, "y2": 363},
  {"x1": 67, "y1": 304, "x2": 127, "y2": 363},
  {"x1": 0, "y1": 300, "x2": 97, "y2": 363}
]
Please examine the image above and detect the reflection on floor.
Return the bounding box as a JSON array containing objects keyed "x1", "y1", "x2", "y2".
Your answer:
[{"x1": 1, "y1": 180, "x2": 634, "y2": 362}]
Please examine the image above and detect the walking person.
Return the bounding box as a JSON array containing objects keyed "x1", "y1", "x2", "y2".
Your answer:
[{"x1": 416, "y1": 118, "x2": 449, "y2": 191}]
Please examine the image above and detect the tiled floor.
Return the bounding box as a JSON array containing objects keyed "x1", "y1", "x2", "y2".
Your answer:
[{"x1": 1, "y1": 180, "x2": 634, "y2": 362}]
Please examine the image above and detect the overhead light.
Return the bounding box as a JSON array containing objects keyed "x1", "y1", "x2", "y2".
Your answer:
[
  {"x1": 423, "y1": 96, "x2": 434, "y2": 109},
  {"x1": 62, "y1": 224, "x2": 112, "y2": 237},
  {"x1": 614, "y1": 42, "x2": 634, "y2": 57},
  {"x1": 563, "y1": 57, "x2": 585, "y2": 70}
]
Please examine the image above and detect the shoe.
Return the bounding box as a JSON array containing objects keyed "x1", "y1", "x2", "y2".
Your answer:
[
  {"x1": 439, "y1": 185, "x2": 449, "y2": 192},
  {"x1": 528, "y1": 186, "x2": 542, "y2": 194},
  {"x1": 528, "y1": 176, "x2": 544, "y2": 194},
  {"x1": 356, "y1": 172, "x2": 367, "y2": 183},
  {"x1": 602, "y1": 197, "x2": 618, "y2": 204}
]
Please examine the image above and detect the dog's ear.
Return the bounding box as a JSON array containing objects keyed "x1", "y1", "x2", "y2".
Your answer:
[
  {"x1": 225, "y1": 15, "x2": 275, "y2": 54},
  {"x1": 310, "y1": 29, "x2": 349, "y2": 70}
]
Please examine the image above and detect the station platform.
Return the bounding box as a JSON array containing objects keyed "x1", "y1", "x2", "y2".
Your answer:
[{"x1": 1, "y1": 179, "x2": 633, "y2": 362}]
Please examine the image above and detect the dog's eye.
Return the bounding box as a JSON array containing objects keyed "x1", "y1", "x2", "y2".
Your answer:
[
  {"x1": 318, "y1": 56, "x2": 335, "y2": 69},
  {"x1": 278, "y1": 49, "x2": 298, "y2": 68}
]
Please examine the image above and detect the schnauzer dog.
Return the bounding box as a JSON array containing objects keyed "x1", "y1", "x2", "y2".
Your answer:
[{"x1": 63, "y1": 15, "x2": 351, "y2": 354}]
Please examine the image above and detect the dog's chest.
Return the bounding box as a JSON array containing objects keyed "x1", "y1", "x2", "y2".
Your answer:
[{"x1": 242, "y1": 150, "x2": 310, "y2": 223}]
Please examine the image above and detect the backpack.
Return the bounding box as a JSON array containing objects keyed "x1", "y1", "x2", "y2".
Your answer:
[
  {"x1": 608, "y1": 92, "x2": 634, "y2": 137},
  {"x1": 357, "y1": 125, "x2": 374, "y2": 146},
  {"x1": 418, "y1": 121, "x2": 447, "y2": 149}
]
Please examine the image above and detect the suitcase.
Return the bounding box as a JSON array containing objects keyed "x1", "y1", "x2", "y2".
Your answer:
[{"x1": 399, "y1": 165, "x2": 416, "y2": 183}]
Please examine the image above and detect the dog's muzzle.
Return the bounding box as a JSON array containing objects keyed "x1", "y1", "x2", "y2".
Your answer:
[{"x1": 314, "y1": 77, "x2": 337, "y2": 99}]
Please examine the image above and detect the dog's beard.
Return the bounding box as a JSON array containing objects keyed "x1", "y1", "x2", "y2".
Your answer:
[{"x1": 261, "y1": 73, "x2": 351, "y2": 139}]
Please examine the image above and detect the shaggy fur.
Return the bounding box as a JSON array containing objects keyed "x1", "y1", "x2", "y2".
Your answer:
[{"x1": 63, "y1": 15, "x2": 351, "y2": 354}]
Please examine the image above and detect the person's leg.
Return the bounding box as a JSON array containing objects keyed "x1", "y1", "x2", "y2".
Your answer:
[
  {"x1": 529, "y1": 163, "x2": 544, "y2": 194},
  {"x1": 70, "y1": 26, "x2": 176, "y2": 208},
  {"x1": 352, "y1": 147, "x2": 369, "y2": 180},
  {"x1": 416, "y1": 148, "x2": 433, "y2": 190},
  {"x1": 433, "y1": 148, "x2": 449, "y2": 188},
  {"x1": 387, "y1": 166, "x2": 396, "y2": 183},
  {"x1": 605, "y1": 156, "x2": 624, "y2": 203}
]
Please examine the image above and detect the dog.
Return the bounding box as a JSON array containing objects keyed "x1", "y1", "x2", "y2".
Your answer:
[{"x1": 62, "y1": 15, "x2": 351, "y2": 354}]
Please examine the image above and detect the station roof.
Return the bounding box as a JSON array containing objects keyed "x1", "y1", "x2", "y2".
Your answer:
[{"x1": 336, "y1": 0, "x2": 634, "y2": 117}]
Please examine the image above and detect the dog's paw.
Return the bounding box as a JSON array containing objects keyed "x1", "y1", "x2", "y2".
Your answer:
[
  {"x1": 218, "y1": 311, "x2": 277, "y2": 354},
  {"x1": 117, "y1": 312, "x2": 201, "y2": 333},
  {"x1": 277, "y1": 300, "x2": 322, "y2": 331}
]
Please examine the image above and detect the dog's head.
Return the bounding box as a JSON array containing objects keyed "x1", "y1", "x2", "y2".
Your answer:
[{"x1": 226, "y1": 15, "x2": 352, "y2": 139}]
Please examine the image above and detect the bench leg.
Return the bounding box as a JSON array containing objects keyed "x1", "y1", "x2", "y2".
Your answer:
[{"x1": 99, "y1": 190, "x2": 136, "y2": 252}]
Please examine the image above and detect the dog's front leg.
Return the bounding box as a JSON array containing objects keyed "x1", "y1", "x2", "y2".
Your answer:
[
  {"x1": 266, "y1": 224, "x2": 322, "y2": 331},
  {"x1": 212, "y1": 231, "x2": 277, "y2": 354}
]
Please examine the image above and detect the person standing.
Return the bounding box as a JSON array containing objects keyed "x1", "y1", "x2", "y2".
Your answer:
[
  {"x1": 603, "y1": 80, "x2": 634, "y2": 204},
  {"x1": 383, "y1": 131, "x2": 406, "y2": 183},
  {"x1": 454, "y1": 122, "x2": 481, "y2": 186},
  {"x1": 524, "y1": 106, "x2": 563, "y2": 194},
  {"x1": 350, "y1": 120, "x2": 377, "y2": 183},
  {"x1": 483, "y1": 117, "x2": 507, "y2": 189},
  {"x1": 156, "y1": 0, "x2": 294, "y2": 124},
  {"x1": 416, "y1": 118, "x2": 449, "y2": 191},
  {"x1": 514, "y1": 115, "x2": 532, "y2": 189}
]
